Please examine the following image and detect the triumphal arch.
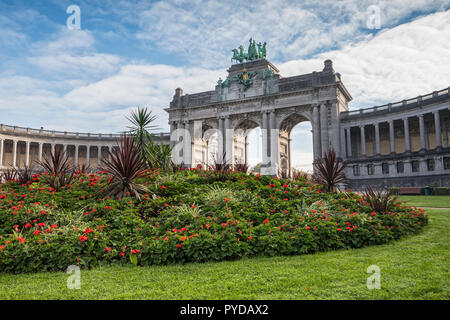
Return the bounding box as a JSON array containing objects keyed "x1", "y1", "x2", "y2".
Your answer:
[{"x1": 166, "y1": 39, "x2": 351, "y2": 176}]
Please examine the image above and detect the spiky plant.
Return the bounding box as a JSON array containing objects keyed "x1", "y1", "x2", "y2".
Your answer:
[
  {"x1": 234, "y1": 162, "x2": 249, "y2": 174},
  {"x1": 75, "y1": 163, "x2": 90, "y2": 174},
  {"x1": 363, "y1": 186, "x2": 397, "y2": 214},
  {"x1": 126, "y1": 106, "x2": 158, "y2": 151},
  {"x1": 14, "y1": 165, "x2": 35, "y2": 185},
  {"x1": 144, "y1": 140, "x2": 173, "y2": 171},
  {"x1": 210, "y1": 152, "x2": 232, "y2": 173},
  {"x1": 37, "y1": 148, "x2": 74, "y2": 190},
  {"x1": 102, "y1": 134, "x2": 148, "y2": 200},
  {"x1": 1, "y1": 168, "x2": 17, "y2": 183},
  {"x1": 313, "y1": 148, "x2": 347, "y2": 192}
]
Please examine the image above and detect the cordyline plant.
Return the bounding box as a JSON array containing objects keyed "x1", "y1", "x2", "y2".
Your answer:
[
  {"x1": 102, "y1": 134, "x2": 148, "y2": 200},
  {"x1": 313, "y1": 148, "x2": 347, "y2": 192},
  {"x1": 363, "y1": 186, "x2": 397, "y2": 214},
  {"x1": 234, "y1": 161, "x2": 249, "y2": 174},
  {"x1": 37, "y1": 148, "x2": 74, "y2": 190},
  {"x1": 14, "y1": 165, "x2": 36, "y2": 185},
  {"x1": 1, "y1": 168, "x2": 17, "y2": 183}
]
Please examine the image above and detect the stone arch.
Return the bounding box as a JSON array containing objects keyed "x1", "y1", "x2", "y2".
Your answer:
[
  {"x1": 277, "y1": 111, "x2": 314, "y2": 177},
  {"x1": 233, "y1": 119, "x2": 261, "y2": 166}
]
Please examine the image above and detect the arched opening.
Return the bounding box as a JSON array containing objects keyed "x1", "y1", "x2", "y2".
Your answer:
[
  {"x1": 234, "y1": 119, "x2": 262, "y2": 173},
  {"x1": 202, "y1": 125, "x2": 219, "y2": 167},
  {"x1": 279, "y1": 113, "x2": 313, "y2": 177}
]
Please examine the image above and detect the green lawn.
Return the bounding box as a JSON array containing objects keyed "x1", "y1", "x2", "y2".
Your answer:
[
  {"x1": 1, "y1": 196, "x2": 449, "y2": 300},
  {"x1": 397, "y1": 195, "x2": 450, "y2": 208}
]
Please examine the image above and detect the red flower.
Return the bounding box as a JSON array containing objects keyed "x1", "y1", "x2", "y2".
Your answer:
[
  {"x1": 105, "y1": 247, "x2": 112, "y2": 252},
  {"x1": 305, "y1": 226, "x2": 311, "y2": 230},
  {"x1": 33, "y1": 230, "x2": 41, "y2": 235},
  {"x1": 84, "y1": 227, "x2": 94, "y2": 234},
  {"x1": 79, "y1": 235, "x2": 88, "y2": 242},
  {"x1": 120, "y1": 252, "x2": 125, "y2": 256},
  {"x1": 224, "y1": 198, "x2": 230, "y2": 202},
  {"x1": 0, "y1": 245, "x2": 4, "y2": 250},
  {"x1": 24, "y1": 223, "x2": 31, "y2": 229},
  {"x1": 248, "y1": 236, "x2": 252, "y2": 240},
  {"x1": 176, "y1": 244, "x2": 182, "y2": 249},
  {"x1": 104, "y1": 206, "x2": 112, "y2": 209},
  {"x1": 263, "y1": 219, "x2": 269, "y2": 224},
  {"x1": 161, "y1": 185, "x2": 166, "y2": 190}
]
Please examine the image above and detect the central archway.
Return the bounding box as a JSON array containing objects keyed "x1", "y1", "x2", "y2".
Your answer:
[
  {"x1": 278, "y1": 112, "x2": 313, "y2": 177},
  {"x1": 233, "y1": 119, "x2": 261, "y2": 171}
]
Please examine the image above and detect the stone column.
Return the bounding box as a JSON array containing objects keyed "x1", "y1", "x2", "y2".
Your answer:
[
  {"x1": 218, "y1": 117, "x2": 224, "y2": 158},
  {"x1": 340, "y1": 127, "x2": 346, "y2": 159},
  {"x1": 25, "y1": 141, "x2": 30, "y2": 166},
  {"x1": 86, "y1": 145, "x2": 90, "y2": 167},
  {"x1": 224, "y1": 116, "x2": 233, "y2": 165},
  {"x1": 108, "y1": 146, "x2": 112, "y2": 161},
  {"x1": 97, "y1": 146, "x2": 102, "y2": 168},
  {"x1": 269, "y1": 110, "x2": 279, "y2": 173},
  {"x1": 51, "y1": 143, "x2": 55, "y2": 155},
  {"x1": 0, "y1": 139, "x2": 4, "y2": 166},
  {"x1": 419, "y1": 114, "x2": 426, "y2": 151},
  {"x1": 12, "y1": 140, "x2": 17, "y2": 167},
  {"x1": 312, "y1": 104, "x2": 321, "y2": 159},
  {"x1": 345, "y1": 127, "x2": 352, "y2": 158},
  {"x1": 184, "y1": 121, "x2": 192, "y2": 167},
  {"x1": 443, "y1": 119, "x2": 448, "y2": 148},
  {"x1": 434, "y1": 111, "x2": 441, "y2": 148},
  {"x1": 63, "y1": 144, "x2": 68, "y2": 163},
  {"x1": 38, "y1": 142, "x2": 43, "y2": 162},
  {"x1": 74, "y1": 145, "x2": 79, "y2": 167},
  {"x1": 360, "y1": 125, "x2": 366, "y2": 156},
  {"x1": 389, "y1": 120, "x2": 395, "y2": 154},
  {"x1": 374, "y1": 122, "x2": 380, "y2": 155},
  {"x1": 261, "y1": 112, "x2": 269, "y2": 166},
  {"x1": 403, "y1": 118, "x2": 410, "y2": 152},
  {"x1": 320, "y1": 103, "x2": 329, "y2": 155},
  {"x1": 331, "y1": 101, "x2": 342, "y2": 157}
]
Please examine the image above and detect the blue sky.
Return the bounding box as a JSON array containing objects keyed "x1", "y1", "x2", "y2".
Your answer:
[{"x1": 1, "y1": 0, "x2": 450, "y2": 169}]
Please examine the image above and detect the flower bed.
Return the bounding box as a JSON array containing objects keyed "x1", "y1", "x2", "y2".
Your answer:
[{"x1": 0, "y1": 169, "x2": 427, "y2": 273}]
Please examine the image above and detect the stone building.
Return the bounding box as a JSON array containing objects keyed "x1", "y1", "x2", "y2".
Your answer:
[
  {"x1": 0, "y1": 124, "x2": 169, "y2": 171},
  {"x1": 2, "y1": 48, "x2": 449, "y2": 189},
  {"x1": 166, "y1": 56, "x2": 450, "y2": 188}
]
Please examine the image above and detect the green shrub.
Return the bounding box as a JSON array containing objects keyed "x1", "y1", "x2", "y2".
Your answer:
[{"x1": 0, "y1": 169, "x2": 428, "y2": 273}]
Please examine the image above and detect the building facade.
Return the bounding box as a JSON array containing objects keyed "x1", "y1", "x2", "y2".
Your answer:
[
  {"x1": 2, "y1": 40, "x2": 449, "y2": 188},
  {"x1": 0, "y1": 124, "x2": 169, "y2": 171},
  {"x1": 166, "y1": 45, "x2": 450, "y2": 188}
]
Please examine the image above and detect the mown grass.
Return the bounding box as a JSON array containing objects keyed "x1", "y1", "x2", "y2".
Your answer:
[
  {"x1": 1, "y1": 197, "x2": 448, "y2": 300},
  {"x1": 397, "y1": 195, "x2": 450, "y2": 208}
]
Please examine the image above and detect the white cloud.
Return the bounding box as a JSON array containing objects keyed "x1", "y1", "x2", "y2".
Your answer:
[
  {"x1": 278, "y1": 10, "x2": 450, "y2": 108},
  {"x1": 136, "y1": 0, "x2": 450, "y2": 67}
]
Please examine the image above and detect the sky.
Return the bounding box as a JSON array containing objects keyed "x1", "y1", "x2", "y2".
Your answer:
[{"x1": 1, "y1": 0, "x2": 450, "y2": 170}]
